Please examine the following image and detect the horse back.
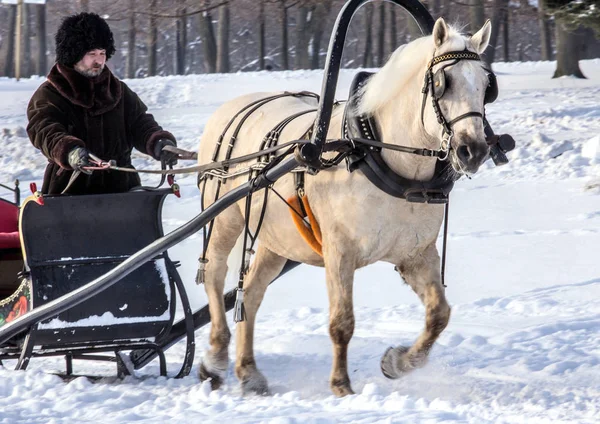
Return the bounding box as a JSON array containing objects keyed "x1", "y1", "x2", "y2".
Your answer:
[{"x1": 197, "y1": 92, "x2": 320, "y2": 166}]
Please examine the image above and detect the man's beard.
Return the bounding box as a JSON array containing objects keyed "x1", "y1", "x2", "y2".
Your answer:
[{"x1": 75, "y1": 64, "x2": 104, "y2": 78}]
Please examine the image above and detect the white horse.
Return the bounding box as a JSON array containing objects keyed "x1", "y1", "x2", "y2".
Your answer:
[{"x1": 196, "y1": 18, "x2": 492, "y2": 397}]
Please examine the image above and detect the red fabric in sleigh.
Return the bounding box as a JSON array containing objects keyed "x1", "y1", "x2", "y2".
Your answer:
[{"x1": 0, "y1": 199, "x2": 19, "y2": 250}]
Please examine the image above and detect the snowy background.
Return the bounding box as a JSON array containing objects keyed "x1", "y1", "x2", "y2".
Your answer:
[{"x1": 0, "y1": 59, "x2": 599, "y2": 423}]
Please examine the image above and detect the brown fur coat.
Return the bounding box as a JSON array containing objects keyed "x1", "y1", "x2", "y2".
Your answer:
[{"x1": 26, "y1": 64, "x2": 175, "y2": 194}]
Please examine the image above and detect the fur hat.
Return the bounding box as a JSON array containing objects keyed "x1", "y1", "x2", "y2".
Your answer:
[{"x1": 55, "y1": 13, "x2": 116, "y2": 67}]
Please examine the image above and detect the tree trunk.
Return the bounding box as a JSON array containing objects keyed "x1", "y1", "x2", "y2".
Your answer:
[
  {"x1": 553, "y1": 18, "x2": 585, "y2": 78},
  {"x1": 258, "y1": 0, "x2": 266, "y2": 70},
  {"x1": 35, "y1": 3, "x2": 46, "y2": 76},
  {"x1": 389, "y1": 4, "x2": 397, "y2": 54},
  {"x1": 310, "y1": 2, "x2": 331, "y2": 70},
  {"x1": 429, "y1": 0, "x2": 440, "y2": 17},
  {"x1": 484, "y1": 0, "x2": 508, "y2": 64},
  {"x1": 406, "y1": 12, "x2": 422, "y2": 40},
  {"x1": 126, "y1": 0, "x2": 136, "y2": 79},
  {"x1": 469, "y1": 0, "x2": 485, "y2": 33},
  {"x1": 537, "y1": 0, "x2": 552, "y2": 60},
  {"x1": 216, "y1": 3, "x2": 230, "y2": 73},
  {"x1": 295, "y1": 6, "x2": 310, "y2": 69},
  {"x1": 281, "y1": 1, "x2": 289, "y2": 70},
  {"x1": 376, "y1": 1, "x2": 385, "y2": 66},
  {"x1": 362, "y1": 3, "x2": 373, "y2": 68},
  {"x1": 147, "y1": 0, "x2": 157, "y2": 76},
  {"x1": 22, "y1": 3, "x2": 31, "y2": 78},
  {"x1": 176, "y1": 2, "x2": 187, "y2": 75},
  {"x1": 502, "y1": 9, "x2": 509, "y2": 61},
  {"x1": 4, "y1": 5, "x2": 16, "y2": 78},
  {"x1": 198, "y1": 10, "x2": 217, "y2": 73}
]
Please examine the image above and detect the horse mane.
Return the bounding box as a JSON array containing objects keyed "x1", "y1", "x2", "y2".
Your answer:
[{"x1": 356, "y1": 24, "x2": 469, "y2": 117}]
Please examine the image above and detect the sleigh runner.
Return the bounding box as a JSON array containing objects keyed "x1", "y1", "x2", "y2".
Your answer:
[{"x1": 1, "y1": 0, "x2": 514, "y2": 390}]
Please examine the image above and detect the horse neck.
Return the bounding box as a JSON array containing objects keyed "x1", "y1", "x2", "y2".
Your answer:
[{"x1": 373, "y1": 82, "x2": 439, "y2": 182}]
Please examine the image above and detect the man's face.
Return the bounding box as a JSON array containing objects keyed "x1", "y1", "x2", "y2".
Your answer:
[{"x1": 74, "y1": 49, "x2": 106, "y2": 77}]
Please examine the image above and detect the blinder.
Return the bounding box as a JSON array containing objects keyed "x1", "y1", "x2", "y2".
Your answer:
[
  {"x1": 432, "y1": 68, "x2": 447, "y2": 100},
  {"x1": 484, "y1": 71, "x2": 498, "y2": 105}
]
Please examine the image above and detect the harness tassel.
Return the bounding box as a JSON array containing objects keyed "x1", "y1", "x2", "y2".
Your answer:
[
  {"x1": 233, "y1": 287, "x2": 246, "y2": 323},
  {"x1": 195, "y1": 258, "x2": 208, "y2": 285}
]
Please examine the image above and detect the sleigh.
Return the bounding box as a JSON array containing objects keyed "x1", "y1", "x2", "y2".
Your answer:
[{"x1": 0, "y1": 0, "x2": 515, "y2": 381}]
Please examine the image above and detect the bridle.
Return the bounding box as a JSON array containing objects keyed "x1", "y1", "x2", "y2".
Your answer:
[{"x1": 420, "y1": 50, "x2": 496, "y2": 161}]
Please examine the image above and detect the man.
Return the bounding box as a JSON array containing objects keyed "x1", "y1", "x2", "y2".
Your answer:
[{"x1": 27, "y1": 12, "x2": 178, "y2": 195}]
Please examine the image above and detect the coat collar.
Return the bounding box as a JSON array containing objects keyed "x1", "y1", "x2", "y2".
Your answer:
[{"x1": 47, "y1": 64, "x2": 122, "y2": 116}]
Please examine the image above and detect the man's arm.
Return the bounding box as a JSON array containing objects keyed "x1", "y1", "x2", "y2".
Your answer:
[
  {"x1": 26, "y1": 86, "x2": 86, "y2": 169},
  {"x1": 123, "y1": 83, "x2": 176, "y2": 159}
]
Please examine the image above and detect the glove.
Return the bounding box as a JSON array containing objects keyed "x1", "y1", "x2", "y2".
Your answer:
[
  {"x1": 153, "y1": 138, "x2": 178, "y2": 166},
  {"x1": 68, "y1": 147, "x2": 93, "y2": 175}
]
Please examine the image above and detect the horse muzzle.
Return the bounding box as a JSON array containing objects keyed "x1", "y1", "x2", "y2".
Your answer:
[{"x1": 452, "y1": 138, "x2": 489, "y2": 174}]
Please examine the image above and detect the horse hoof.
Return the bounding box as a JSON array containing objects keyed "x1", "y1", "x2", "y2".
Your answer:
[
  {"x1": 241, "y1": 372, "x2": 270, "y2": 396},
  {"x1": 331, "y1": 379, "x2": 355, "y2": 397},
  {"x1": 380, "y1": 345, "x2": 412, "y2": 379},
  {"x1": 199, "y1": 361, "x2": 226, "y2": 390}
]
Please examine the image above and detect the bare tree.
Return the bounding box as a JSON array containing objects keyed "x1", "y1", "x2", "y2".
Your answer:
[
  {"x1": 3, "y1": 5, "x2": 16, "y2": 78},
  {"x1": 295, "y1": 5, "x2": 310, "y2": 69},
  {"x1": 309, "y1": 1, "x2": 332, "y2": 69},
  {"x1": 362, "y1": 3, "x2": 373, "y2": 68},
  {"x1": 376, "y1": 1, "x2": 385, "y2": 66},
  {"x1": 485, "y1": 0, "x2": 508, "y2": 64},
  {"x1": 280, "y1": 0, "x2": 289, "y2": 70},
  {"x1": 553, "y1": 19, "x2": 585, "y2": 78},
  {"x1": 198, "y1": 5, "x2": 217, "y2": 73},
  {"x1": 35, "y1": 3, "x2": 47, "y2": 76},
  {"x1": 176, "y1": 0, "x2": 187, "y2": 75},
  {"x1": 538, "y1": 0, "x2": 553, "y2": 60},
  {"x1": 216, "y1": 2, "x2": 230, "y2": 73},
  {"x1": 470, "y1": 0, "x2": 485, "y2": 33},
  {"x1": 389, "y1": 3, "x2": 397, "y2": 54},
  {"x1": 147, "y1": 0, "x2": 158, "y2": 76},
  {"x1": 258, "y1": 0, "x2": 266, "y2": 70},
  {"x1": 22, "y1": 3, "x2": 31, "y2": 78},
  {"x1": 126, "y1": 0, "x2": 136, "y2": 78}
]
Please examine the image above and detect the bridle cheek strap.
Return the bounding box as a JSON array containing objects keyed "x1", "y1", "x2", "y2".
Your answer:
[{"x1": 420, "y1": 51, "x2": 484, "y2": 149}]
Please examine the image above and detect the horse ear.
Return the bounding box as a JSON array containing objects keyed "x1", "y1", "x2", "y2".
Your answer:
[
  {"x1": 471, "y1": 19, "x2": 492, "y2": 54},
  {"x1": 432, "y1": 18, "x2": 449, "y2": 48}
]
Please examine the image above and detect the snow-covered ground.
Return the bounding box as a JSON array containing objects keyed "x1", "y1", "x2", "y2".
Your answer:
[{"x1": 0, "y1": 59, "x2": 599, "y2": 423}]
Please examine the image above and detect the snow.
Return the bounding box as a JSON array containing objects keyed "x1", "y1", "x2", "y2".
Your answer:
[{"x1": 1, "y1": 59, "x2": 600, "y2": 422}]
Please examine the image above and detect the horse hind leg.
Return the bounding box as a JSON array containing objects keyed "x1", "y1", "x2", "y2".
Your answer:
[
  {"x1": 235, "y1": 245, "x2": 288, "y2": 395},
  {"x1": 324, "y1": 249, "x2": 356, "y2": 397},
  {"x1": 199, "y1": 205, "x2": 245, "y2": 390},
  {"x1": 381, "y1": 243, "x2": 451, "y2": 378}
]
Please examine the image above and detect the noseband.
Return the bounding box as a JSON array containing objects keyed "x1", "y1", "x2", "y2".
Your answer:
[{"x1": 420, "y1": 50, "x2": 491, "y2": 160}]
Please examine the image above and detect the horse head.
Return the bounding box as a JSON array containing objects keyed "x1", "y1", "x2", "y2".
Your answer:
[
  {"x1": 357, "y1": 18, "x2": 493, "y2": 177},
  {"x1": 423, "y1": 18, "x2": 493, "y2": 174}
]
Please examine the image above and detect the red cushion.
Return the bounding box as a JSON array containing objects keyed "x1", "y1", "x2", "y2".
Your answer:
[
  {"x1": 0, "y1": 199, "x2": 18, "y2": 233},
  {"x1": 0, "y1": 232, "x2": 20, "y2": 249}
]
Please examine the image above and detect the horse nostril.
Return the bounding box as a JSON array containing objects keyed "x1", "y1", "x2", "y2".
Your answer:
[{"x1": 456, "y1": 145, "x2": 472, "y2": 164}]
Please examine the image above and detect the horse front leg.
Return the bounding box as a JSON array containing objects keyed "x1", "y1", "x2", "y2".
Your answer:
[
  {"x1": 381, "y1": 243, "x2": 451, "y2": 378},
  {"x1": 235, "y1": 246, "x2": 287, "y2": 395},
  {"x1": 199, "y1": 211, "x2": 245, "y2": 390},
  {"x1": 324, "y1": 250, "x2": 356, "y2": 397}
]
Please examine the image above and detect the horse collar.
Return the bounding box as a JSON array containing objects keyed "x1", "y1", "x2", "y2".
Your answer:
[{"x1": 343, "y1": 71, "x2": 457, "y2": 204}]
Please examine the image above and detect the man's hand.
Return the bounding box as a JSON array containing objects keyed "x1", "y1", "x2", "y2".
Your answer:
[
  {"x1": 68, "y1": 147, "x2": 93, "y2": 175},
  {"x1": 153, "y1": 139, "x2": 178, "y2": 166}
]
